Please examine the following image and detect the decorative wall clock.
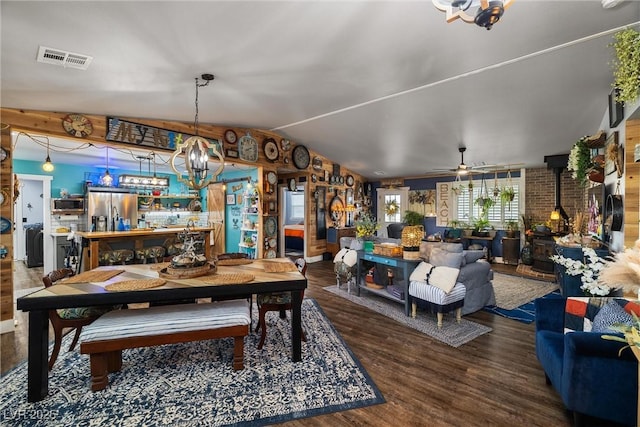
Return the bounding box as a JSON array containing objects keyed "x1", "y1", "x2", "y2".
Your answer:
[
  {"x1": 265, "y1": 171, "x2": 277, "y2": 193},
  {"x1": 288, "y1": 177, "x2": 297, "y2": 191},
  {"x1": 312, "y1": 156, "x2": 323, "y2": 170},
  {"x1": 62, "y1": 113, "x2": 93, "y2": 138},
  {"x1": 0, "y1": 147, "x2": 8, "y2": 162},
  {"x1": 292, "y1": 145, "x2": 310, "y2": 170},
  {"x1": 224, "y1": 129, "x2": 237, "y2": 144},
  {"x1": 238, "y1": 133, "x2": 258, "y2": 162},
  {"x1": 265, "y1": 216, "x2": 277, "y2": 237},
  {"x1": 263, "y1": 138, "x2": 279, "y2": 162},
  {"x1": 346, "y1": 175, "x2": 354, "y2": 187}
]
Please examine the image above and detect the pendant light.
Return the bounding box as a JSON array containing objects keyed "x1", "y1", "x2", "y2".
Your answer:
[
  {"x1": 42, "y1": 140, "x2": 54, "y2": 172},
  {"x1": 170, "y1": 74, "x2": 224, "y2": 190},
  {"x1": 101, "y1": 147, "x2": 113, "y2": 186}
]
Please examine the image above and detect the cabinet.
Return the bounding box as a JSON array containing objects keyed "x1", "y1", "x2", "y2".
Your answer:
[
  {"x1": 326, "y1": 227, "x2": 356, "y2": 257},
  {"x1": 239, "y1": 190, "x2": 260, "y2": 259},
  {"x1": 501, "y1": 237, "x2": 520, "y2": 265}
]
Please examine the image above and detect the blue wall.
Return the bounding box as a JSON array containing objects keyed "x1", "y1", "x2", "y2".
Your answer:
[
  {"x1": 369, "y1": 171, "x2": 522, "y2": 258},
  {"x1": 223, "y1": 168, "x2": 258, "y2": 253}
]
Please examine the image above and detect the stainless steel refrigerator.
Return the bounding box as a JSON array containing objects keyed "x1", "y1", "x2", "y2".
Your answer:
[{"x1": 86, "y1": 188, "x2": 138, "y2": 231}]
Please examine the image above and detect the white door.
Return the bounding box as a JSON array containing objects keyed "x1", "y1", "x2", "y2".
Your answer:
[{"x1": 376, "y1": 187, "x2": 409, "y2": 238}]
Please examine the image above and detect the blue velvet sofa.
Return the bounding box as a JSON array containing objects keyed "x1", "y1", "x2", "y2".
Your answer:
[{"x1": 535, "y1": 296, "x2": 637, "y2": 426}]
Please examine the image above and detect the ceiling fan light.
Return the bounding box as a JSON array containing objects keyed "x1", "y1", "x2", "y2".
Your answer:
[{"x1": 474, "y1": 1, "x2": 504, "y2": 30}]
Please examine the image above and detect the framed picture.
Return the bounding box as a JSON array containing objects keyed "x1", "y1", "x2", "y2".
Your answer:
[
  {"x1": 226, "y1": 149, "x2": 239, "y2": 159},
  {"x1": 609, "y1": 88, "x2": 624, "y2": 128},
  {"x1": 605, "y1": 131, "x2": 619, "y2": 176},
  {"x1": 226, "y1": 194, "x2": 236, "y2": 205}
]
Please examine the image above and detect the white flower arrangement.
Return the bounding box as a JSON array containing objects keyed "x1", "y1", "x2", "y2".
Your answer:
[{"x1": 550, "y1": 247, "x2": 610, "y2": 296}]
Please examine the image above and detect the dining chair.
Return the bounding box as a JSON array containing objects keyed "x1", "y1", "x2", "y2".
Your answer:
[
  {"x1": 255, "y1": 258, "x2": 307, "y2": 350},
  {"x1": 43, "y1": 268, "x2": 117, "y2": 370}
]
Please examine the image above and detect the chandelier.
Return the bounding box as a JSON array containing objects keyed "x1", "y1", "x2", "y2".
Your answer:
[
  {"x1": 432, "y1": 0, "x2": 514, "y2": 30},
  {"x1": 170, "y1": 74, "x2": 224, "y2": 190},
  {"x1": 118, "y1": 153, "x2": 169, "y2": 189}
]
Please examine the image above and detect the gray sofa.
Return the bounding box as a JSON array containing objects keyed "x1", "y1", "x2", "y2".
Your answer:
[{"x1": 340, "y1": 238, "x2": 495, "y2": 315}]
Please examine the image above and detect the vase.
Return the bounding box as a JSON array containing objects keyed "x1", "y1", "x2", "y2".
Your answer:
[{"x1": 364, "y1": 240, "x2": 374, "y2": 253}]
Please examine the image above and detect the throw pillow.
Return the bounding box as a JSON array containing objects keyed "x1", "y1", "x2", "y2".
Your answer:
[
  {"x1": 333, "y1": 248, "x2": 348, "y2": 263},
  {"x1": 427, "y1": 265, "x2": 460, "y2": 294},
  {"x1": 592, "y1": 299, "x2": 634, "y2": 333},
  {"x1": 409, "y1": 261, "x2": 433, "y2": 283},
  {"x1": 429, "y1": 248, "x2": 464, "y2": 269},
  {"x1": 463, "y1": 250, "x2": 485, "y2": 265},
  {"x1": 564, "y1": 297, "x2": 609, "y2": 333},
  {"x1": 615, "y1": 298, "x2": 640, "y2": 317},
  {"x1": 419, "y1": 242, "x2": 442, "y2": 262}
]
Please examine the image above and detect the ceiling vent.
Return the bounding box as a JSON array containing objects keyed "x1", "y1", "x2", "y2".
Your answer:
[{"x1": 36, "y1": 46, "x2": 93, "y2": 70}]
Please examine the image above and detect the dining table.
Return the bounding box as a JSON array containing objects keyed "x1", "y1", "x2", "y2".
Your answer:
[{"x1": 16, "y1": 258, "x2": 307, "y2": 402}]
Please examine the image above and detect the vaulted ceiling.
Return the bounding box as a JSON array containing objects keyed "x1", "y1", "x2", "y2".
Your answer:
[{"x1": 1, "y1": 1, "x2": 639, "y2": 178}]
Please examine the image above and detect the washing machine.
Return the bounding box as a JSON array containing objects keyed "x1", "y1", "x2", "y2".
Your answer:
[{"x1": 25, "y1": 223, "x2": 44, "y2": 268}]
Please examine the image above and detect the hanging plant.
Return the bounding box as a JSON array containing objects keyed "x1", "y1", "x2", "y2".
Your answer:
[
  {"x1": 385, "y1": 199, "x2": 399, "y2": 216},
  {"x1": 567, "y1": 136, "x2": 592, "y2": 187},
  {"x1": 611, "y1": 28, "x2": 640, "y2": 104}
]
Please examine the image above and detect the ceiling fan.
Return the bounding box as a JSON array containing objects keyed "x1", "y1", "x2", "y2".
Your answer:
[{"x1": 434, "y1": 147, "x2": 489, "y2": 175}]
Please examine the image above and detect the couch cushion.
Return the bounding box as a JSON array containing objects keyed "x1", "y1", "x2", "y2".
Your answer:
[
  {"x1": 564, "y1": 297, "x2": 607, "y2": 333},
  {"x1": 462, "y1": 250, "x2": 485, "y2": 265},
  {"x1": 429, "y1": 248, "x2": 464, "y2": 269},
  {"x1": 592, "y1": 299, "x2": 633, "y2": 333}
]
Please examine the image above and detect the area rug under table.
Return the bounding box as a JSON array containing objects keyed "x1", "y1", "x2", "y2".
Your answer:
[
  {"x1": 0, "y1": 299, "x2": 384, "y2": 426},
  {"x1": 324, "y1": 286, "x2": 491, "y2": 347}
]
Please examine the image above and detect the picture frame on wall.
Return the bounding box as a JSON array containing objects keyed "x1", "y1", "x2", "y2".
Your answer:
[
  {"x1": 605, "y1": 131, "x2": 619, "y2": 176},
  {"x1": 226, "y1": 194, "x2": 236, "y2": 205},
  {"x1": 608, "y1": 88, "x2": 624, "y2": 128},
  {"x1": 226, "y1": 149, "x2": 239, "y2": 158},
  {"x1": 237, "y1": 194, "x2": 243, "y2": 205}
]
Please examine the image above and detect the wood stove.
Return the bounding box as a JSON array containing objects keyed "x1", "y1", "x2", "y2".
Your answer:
[{"x1": 532, "y1": 235, "x2": 555, "y2": 273}]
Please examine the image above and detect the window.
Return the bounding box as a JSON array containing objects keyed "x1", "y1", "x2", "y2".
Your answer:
[
  {"x1": 289, "y1": 192, "x2": 305, "y2": 220},
  {"x1": 454, "y1": 178, "x2": 519, "y2": 225}
]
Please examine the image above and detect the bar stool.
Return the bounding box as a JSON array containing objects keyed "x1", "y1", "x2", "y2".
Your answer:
[{"x1": 135, "y1": 246, "x2": 166, "y2": 264}]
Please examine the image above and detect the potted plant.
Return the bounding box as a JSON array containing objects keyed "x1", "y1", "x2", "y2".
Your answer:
[
  {"x1": 403, "y1": 210, "x2": 423, "y2": 226},
  {"x1": 500, "y1": 187, "x2": 515, "y2": 204},
  {"x1": 475, "y1": 195, "x2": 495, "y2": 220},
  {"x1": 504, "y1": 219, "x2": 519, "y2": 238},
  {"x1": 355, "y1": 212, "x2": 381, "y2": 252},
  {"x1": 472, "y1": 217, "x2": 493, "y2": 237},
  {"x1": 611, "y1": 28, "x2": 640, "y2": 104},
  {"x1": 567, "y1": 136, "x2": 593, "y2": 187}
]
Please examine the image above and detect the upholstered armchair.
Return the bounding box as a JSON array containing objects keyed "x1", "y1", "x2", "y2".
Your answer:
[{"x1": 535, "y1": 296, "x2": 637, "y2": 426}]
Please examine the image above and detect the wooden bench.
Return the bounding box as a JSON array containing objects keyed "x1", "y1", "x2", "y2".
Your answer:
[{"x1": 79, "y1": 300, "x2": 250, "y2": 392}]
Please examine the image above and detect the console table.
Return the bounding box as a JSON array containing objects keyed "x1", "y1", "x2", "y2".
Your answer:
[{"x1": 355, "y1": 251, "x2": 422, "y2": 316}]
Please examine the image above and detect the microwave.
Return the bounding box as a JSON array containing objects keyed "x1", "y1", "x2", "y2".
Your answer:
[{"x1": 52, "y1": 198, "x2": 85, "y2": 214}]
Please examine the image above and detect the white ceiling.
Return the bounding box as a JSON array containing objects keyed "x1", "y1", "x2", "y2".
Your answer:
[{"x1": 2, "y1": 1, "x2": 639, "y2": 179}]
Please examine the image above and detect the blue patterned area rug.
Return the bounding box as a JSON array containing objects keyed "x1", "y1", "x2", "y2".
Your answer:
[
  {"x1": 484, "y1": 291, "x2": 561, "y2": 323},
  {"x1": 0, "y1": 299, "x2": 384, "y2": 426}
]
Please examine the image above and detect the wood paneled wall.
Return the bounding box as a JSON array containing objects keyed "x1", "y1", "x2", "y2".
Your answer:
[
  {"x1": 0, "y1": 124, "x2": 14, "y2": 324},
  {"x1": 0, "y1": 108, "x2": 363, "y2": 260},
  {"x1": 624, "y1": 119, "x2": 640, "y2": 249}
]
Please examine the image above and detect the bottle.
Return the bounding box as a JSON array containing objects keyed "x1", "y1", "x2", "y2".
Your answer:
[{"x1": 117, "y1": 218, "x2": 125, "y2": 231}]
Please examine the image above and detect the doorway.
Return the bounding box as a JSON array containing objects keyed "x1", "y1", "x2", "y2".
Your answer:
[
  {"x1": 376, "y1": 187, "x2": 409, "y2": 238},
  {"x1": 280, "y1": 181, "x2": 306, "y2": 259}
]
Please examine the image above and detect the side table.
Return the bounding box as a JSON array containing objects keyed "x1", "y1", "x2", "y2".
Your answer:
[{"x1": 355, "y1": 251, "x2": 422, "y2": 316}]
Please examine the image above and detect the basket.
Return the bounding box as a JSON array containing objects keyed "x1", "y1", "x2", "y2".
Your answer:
[
  {"x1": 402, "y1": 250, "x2": 421, "y2": 260},
  {"x1": 373, "y1": 243, "x2": 403, "y2": 257}
]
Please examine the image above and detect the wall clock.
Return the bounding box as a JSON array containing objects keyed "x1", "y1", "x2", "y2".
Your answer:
[
  {"x1": 265, "y1": 171, "x2": 277, "y2": 193},
  {"x1": 346, "y1": 175, "x2": 354, "y2": 187},
  {"x1": 62, "y1": 113, "x2": 93, "y2": 138},
  {"x1": 292, "y1": 145, "x2": 310, "y2": 170},
  {"x1": 280, "y1": 138, "x2": 291, "y2": 151},
  {"x1": 288, "y1": 178, "x2": 297, "y2": 191},
  {"x1": 312, "y1": 156, "x2": 323, "y2": 170},
  {"x1": 265, "y1": 216, "x2": 277, "y2": 237},
  {"x1": 0, "y1": 217, "x2": 11, "y2": 234},
  {"x1": 224, "y1": 129, "x2": 237, "y2": 144},
  {"x1": 0, "y1": 147, "x2": 8, "y2": 162},
  {"x1": 263, "y1": 138, "x2": 279, "y2": 162},
  {"x1": 238, "y1": 133, "x2": 258, "y2": 162}
]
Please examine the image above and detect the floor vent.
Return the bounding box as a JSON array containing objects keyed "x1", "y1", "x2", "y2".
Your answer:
[{"x1": 36, "y1": 46, "x2": 93, "y2": 70}]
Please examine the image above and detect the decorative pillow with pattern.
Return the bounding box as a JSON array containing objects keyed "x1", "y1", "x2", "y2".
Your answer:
[
  {"x1": 615, "y1": 298, "x2": 640, "y2": 317},
  {"x1": 592, "y1": 299, "x2": 634, "y2": 333},
  {"x1": 564, "y1": 297, "x2": 609, "y2": 333}
]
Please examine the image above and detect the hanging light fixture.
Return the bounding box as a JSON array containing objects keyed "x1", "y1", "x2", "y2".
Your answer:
[
  {"x1": 101, "y1": 147, "x2": 113, "y2": 187},
  {"x1": 118, "y1": 153, "x2": 169, "y2": 189},
  {"x1": 42, "y1": 140, "x2": 54, "y2": 172},
  {"x1": 432, "y1": 0, "x2": 514, "y2": 30},
  {"x1": 170, "y1": 74, "x2": 224, "y2": 190}
]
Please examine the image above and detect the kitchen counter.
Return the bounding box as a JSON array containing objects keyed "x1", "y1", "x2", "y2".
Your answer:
[{"x1": 76, "y1": 227, "x2": 214, "y2": 271}]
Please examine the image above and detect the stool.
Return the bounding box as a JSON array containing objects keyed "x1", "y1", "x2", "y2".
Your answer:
[
  {"x1": 98, "y1": 249, "x2": 135, "y2": 266},
  {"x1": 135, "y1": 246, "x2": 166, "y2": 264},
  {"x1": 408, "y1": 281, "x2": 465, "y2": 328}
]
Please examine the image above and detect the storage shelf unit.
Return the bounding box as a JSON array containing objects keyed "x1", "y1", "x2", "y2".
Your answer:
[{"x1": 239, "y1": 190, "x2": 260, "y2": 259}]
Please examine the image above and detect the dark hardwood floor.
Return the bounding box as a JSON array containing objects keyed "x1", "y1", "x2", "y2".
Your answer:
[{"x1": 0, "y1": 260, "x2": 596, "y2": 426}]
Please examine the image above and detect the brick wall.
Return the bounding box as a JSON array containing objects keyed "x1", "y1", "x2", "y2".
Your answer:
[{"x1": 524, "y1": 167, "x2": 587, "y2": 228}]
